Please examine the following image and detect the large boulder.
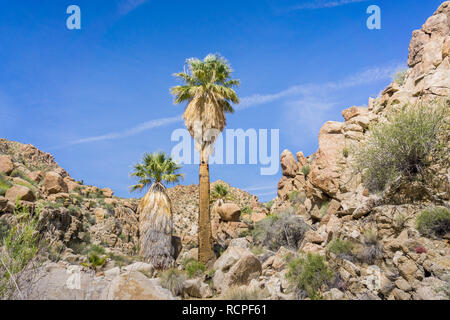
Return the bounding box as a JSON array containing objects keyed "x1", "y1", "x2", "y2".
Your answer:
[
  {"x1": 215, "y1": 202, "x2": 241, "y2": 222},
  {"x1": 213, "y1": 246, "x2": 262, "y2": 293},
  {"x1": 5, "y1": 185, "x2": 35, "y2": 202},
  {"x1": 0, "y1": 155, "x2": 14, "y2": 175},
  {"x1": 42, "y1": 171, "x2": 68, "y2": 195},
  {"x1": 102, "y1": 188, "x2": 114, "y2": 198},
  {"x1": 103, "y1": 271, "x2": 176, "y2": 300},
  {"x1": 183, "y1": 278, "x2": 213, "y2": 298},
  {"x1": 280, "y1": 150, "x2": 298, "y2": 177}
]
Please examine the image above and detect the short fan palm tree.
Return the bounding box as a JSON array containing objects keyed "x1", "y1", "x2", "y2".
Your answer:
[
  {"x1": 130, "y1": 152, "x2": 183, "y2": 270},
  {"x1": 170, "y1": 54, "x2": 240, "y2": 263}
]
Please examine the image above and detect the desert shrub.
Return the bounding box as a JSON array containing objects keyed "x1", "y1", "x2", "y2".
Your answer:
[
  {"x1": 81, "y1": 252, "x2": 107, "y2": 270},
  {"x1": 185, "y1": 260, "x2": 206, "y2": 278},
  {"x1": 301, "y1": 165, "x2": 310, "y2": 177},
  {"x1": 241, "y1": 206, "x2": 251, "y2": 216},
  {"x1": 327, "y1": 239, "x2": 353, "y2": 257},
  {"x1": 0, "y1": 208, "x2": 41, "y2": 298},
  {"x1": 0, "y1": 173, "x2": 12, "y2": 196},
  {"x1": 393, "y1": 213, "x2": 407, "y2": 231},
  {"x1": 355, "y1": 102, "x2": 448, "y2": 191},
  {"x1": 394, "y1": 69, "x2": 407, "y2": 86},
  {"x1": 264, "y1": 200, "x2": 274, "y2": 210},
  {"x1": 286, "y1": 253, "x2": 333, "y2": 300},
  {"x1": 416, "y1": 207, "x2": 450, "y2": 239},
  {"x1": 319, "y1": 201, "x2": 330, "y2": 217},
  {"x1": 109, "y1": 253, "x2": 133, "y2": 268},
  {"x1": 289, "y1": 190, "x2": 306, "y2": 205},
  {"x1": 342, "y1": 147, "x2": 349, "y2": 158},
  {"x1": 98, "y1": 199, "x2": 114, "y2": 211},
  {"x1": 159, "y1": 268, "x2": 186, "y2": 296},
  {"x1": 357, "y1": 230, "x2": 383, "y2": 265},
  {"x1": 221, "y1": 286, "x2": 269, "y2": 300},
  {"x1": 251, "y1": 244, "x2": 264, "y2": 256},
  {"x1": 9, "y1": 169, "x2": 36, "y2": 187},
  {"x1": 252, "y1": 209, "x2": 309, "y2": 251}
]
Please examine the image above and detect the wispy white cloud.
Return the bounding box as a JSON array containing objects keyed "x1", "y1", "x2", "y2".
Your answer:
[
  {"x1": 238, "y1": 63, "x2": 404, "y2": 110},
  {"x1": 57, "y1": 116, "x2": 181, "y2": 149},
  {"x1": 117, "y1": 0, "x2": 148, "y2": 15},
  {"x1": 288, "y1": 0, "x2": 368, "y2": 11},
  {"x1": 244, "y1": 185, "x2": 277, "y2": 192}
]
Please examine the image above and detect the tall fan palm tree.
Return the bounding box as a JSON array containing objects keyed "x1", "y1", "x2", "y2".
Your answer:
[
  {"x1": 170, "y1": 54, "x2": 240, "y2": 263},
  {"x1": 130, "y1": 152, "x2": 183, "y2": 270}
]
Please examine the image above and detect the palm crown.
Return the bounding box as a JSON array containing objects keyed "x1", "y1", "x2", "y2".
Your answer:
[
  {"x1": 129, "y1": 152, "x2": 183, "y2": 192},
  {"x1": 170, "y1": 54, "x2": 240, "y2": 154}
]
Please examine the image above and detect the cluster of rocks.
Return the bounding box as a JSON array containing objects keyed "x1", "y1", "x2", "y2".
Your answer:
[{"x1": 267, "y1": 2, "x2": 450, "y2": 300}]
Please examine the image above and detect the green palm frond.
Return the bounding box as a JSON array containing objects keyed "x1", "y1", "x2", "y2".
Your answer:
[
  {"x1": 129, "y1": 152, "x2": 183, "y2": 193},
  {"x1": 170, "y1": 54, "x2": 240, "y2": 110}
]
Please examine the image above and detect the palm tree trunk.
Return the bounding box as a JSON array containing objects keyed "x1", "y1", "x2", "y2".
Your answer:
[{"x1": 198, "y1": 151, "x2": 214, "y2": 264}]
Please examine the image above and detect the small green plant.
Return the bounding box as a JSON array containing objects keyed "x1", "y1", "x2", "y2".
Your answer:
[
  {"x1": 1, "y1": 207, "x2": 41, "y2": 298},
  {"x1": 81, "y1": 252, "x2": 107, "y2": 271},
  {"x1": 394, "y1": 69, "x2": 407, "y2": 86},
  {"x1": 221, "y1": 286, "x2": 269, "y2": 300},
  {"x1": 251, "y1": 245, "x2": 264, "y2": 256},
  {"x1": 416, "y1": 207, "x2": 450, "y2": 239},
  {"x1": 327, "y1": 239, "x2": 353, "y2": 257},
  {"x1": 185, "y1": 260, "x2": 206, "y2": 278},
  {"x1": 109, "y1": 253, "x2": 133, "y2": 268},
  {"x1": 0, "y1": 173, "x2": 12, "y2": 196},
  {"x1": 342, "y1": 147, "x2": 349, "y2": 158},
  {"x1": 355, "y1": 101, "x2": 449, "y2": 191},
  {"x1": 9, "y1": 169, "x2": 36, "y2": 187},
  {"x1": 319, "y1": 201, "x2": 330, "y2": 217},
  {"x1": 264, "y1": 200, "x2": 274, "y2": 210},
  {"x1": 301, "y1": 165, "x2": 310, "y2": 177},
  {"x1": 393, "y1": 213, "x2": 407, "y2": 231},
  {"x1": 241, "y1": 206, "x2": 251, "y2": 216},
  {"x1": 159, "y1": 268, "x2": 186, "y2": 296},
  {"x1": 286, "y1": 253, "x2": 333, "y2": 300}
]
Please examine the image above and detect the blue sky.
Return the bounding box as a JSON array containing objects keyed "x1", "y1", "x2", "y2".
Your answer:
[{"x1": 0, "y1": 0, "x2": 444, "y2": 202}]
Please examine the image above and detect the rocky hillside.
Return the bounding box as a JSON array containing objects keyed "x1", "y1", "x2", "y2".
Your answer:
[
  {"x1": 0, "y1": 138, "x2": 264, "y2": 299},
  {"x1": 267, "y1": 1, "x2": 450, "y2": 300}
]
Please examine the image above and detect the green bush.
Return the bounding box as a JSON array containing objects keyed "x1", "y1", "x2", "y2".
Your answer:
[
  {"x1": 159, "y1": 268, "x2": 186, "y2": 296},
  {"x1": 252, "y1": 209, "x2": 309, "y2": 251},
  {"x1": 327, "y1": 239, "x2": 353, "y2": 257},
  {"x1": 394, "y1": 69, "x2": 407, "y2": 86},
  {"x1": 81, "y1": 252, "x2": 107, "y2": 270},
  {"x1": 301, "y1": 165, "x2": 310, "y2": 177},
  {"x1": 416, "y1": 207, "x2": 450, "y2": 239},
  {"x1": 185, "y1": 260, "x2": 206, "y2": 278},
  {"x1": 9, "y1": 169, "x2": 36, "y2": 187},
  {"x1": 357, "y1": 229, "x2": 383, "y2": 265},
  {"x1": 355, "y1": 102, "x2": 449, "y2": 191},
  {"x1": 319, "y1": 201, "x2": 330, "y2": 217},
  {"x1": 1, "y1": 208, "x2": 41, "y2": 298},
  {"x1": 289, "y1": 190, "x2": 306, "y2": 205},
  {"x1": 286, "y1": 253, "x2": 333, "y2": 300},
  {"x1": 0, "y1": 173, "x2": 12, "y2": 196}
]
